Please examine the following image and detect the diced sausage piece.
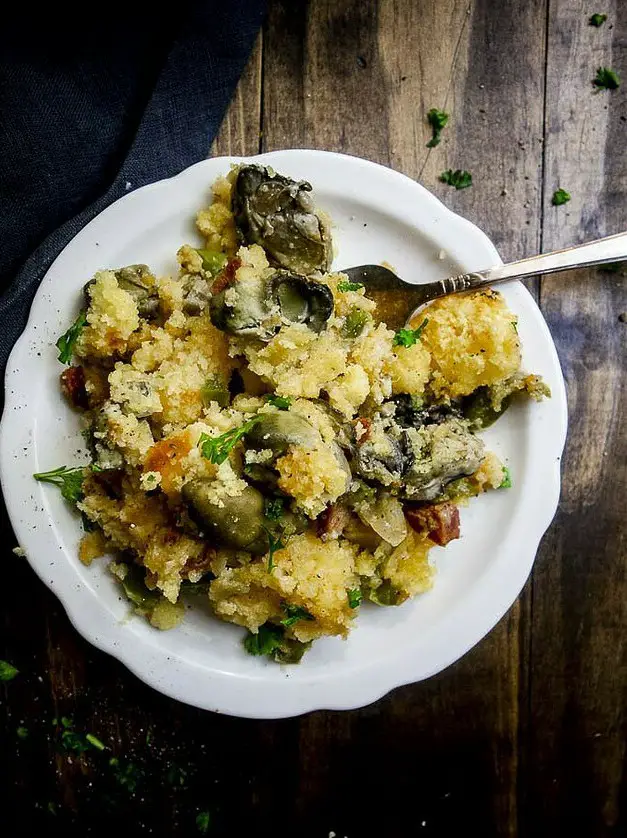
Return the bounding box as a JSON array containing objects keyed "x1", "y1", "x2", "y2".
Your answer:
[
  {"x1": 404, "y1": 502, "x2": 460, "y2": 546},
  {"x1": 60, "y1": 366, "x2": 89, "y2": 409},
  {"x1": 317, "y1": 503, "x2": 351, "y2": 541},
  {"x1": 354, "y1": 417, "x2": 372, "y2": 443},
  {"x1": 211, "y1": 257, "x2": 242, "y2": 295}
]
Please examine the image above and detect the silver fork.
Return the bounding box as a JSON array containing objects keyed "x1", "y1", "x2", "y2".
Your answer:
[{"x1": 341, "y1": 230, "x2": 627, "y2": 326}]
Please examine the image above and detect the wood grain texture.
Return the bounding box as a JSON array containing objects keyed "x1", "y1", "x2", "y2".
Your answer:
[
  {"x1": 527, "y1": 1, "x2": 626, "y2": 835},
  {"x1": 1, "y1": 1, "x2": 625, "y2": 836}
]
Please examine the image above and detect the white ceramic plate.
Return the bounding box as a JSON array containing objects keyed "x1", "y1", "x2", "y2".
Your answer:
[{"x1": 0, "y1": 151, "x2": 567, "y2": 718}]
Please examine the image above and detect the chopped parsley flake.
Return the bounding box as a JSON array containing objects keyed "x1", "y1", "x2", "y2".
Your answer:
[
  {"x1": 0, "y1": 660, "x2": 19, "y2": 681},
  {"x1": 266, "y1": 394, "x2": 292, "y2": 410},
  {"x1": 500, "y1": 467, "x2": 512, "y2": 489},
  {"x1": 589, "y1": 13, "x2": 607, "y2": 26},
  {"x1": 426, "y1": 108, "x2": 449, "y2": 148},
  {"x1": 552, "y1": 188, "x2": 571, "y2": 206},
  {"x1": 440, "y1": 169, "x2": 472, "y2": 189},
  {"x1": 109, "y1": 757, "x2": 142, "y2": 793},
  {"x1": 56, "y1": 311, "x2": 87, "y2": 364},
  {"x1": 393, "y1": 318, "x2": 429, "y2": 347},
  {"x1": 280, "y1": 603, "x2": 314, "y2": 628},
  {"x1": 86, "y1": 733, "x2": 106, "y2": 751},
  {"x1": 264, "y1": 497, "x2": 284, "y2": 521},
  {"x1": 593, "y1": 67, "x2": 620, "y2": 90},
  {"x1": 337, "y1": 280, "x2": 364, "y2": 292},
  {"x1": 243, "y1": 623, "x2": 310, "y2": 663},
  {"x1": 348, "y1": 588, "x2": 363, "y2": 608},
  {"x1": 265, "y1": 528, "x2": 286, "y2": 572},
  {"x1": 198, "y1": 416, "x2": 262, "y2": 465},
  {"x1": 196, "y1": 812, "x2": 211, "y2": 834},
  {"x1": 243, "y1": 623, "x2": 285, "y2": 656},
  {"x1": 33, "y1": 465, "x2": 86, "y2": 505}
]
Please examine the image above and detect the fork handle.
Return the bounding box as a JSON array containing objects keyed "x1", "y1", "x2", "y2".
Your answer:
[{"x1": 440, "y1": 230, "x2": 627, "y2": 294}]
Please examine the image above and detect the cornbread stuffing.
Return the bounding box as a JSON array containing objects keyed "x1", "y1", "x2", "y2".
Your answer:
[{"x1": 36, "y1": 163, "x2": 550, "y2": 663}]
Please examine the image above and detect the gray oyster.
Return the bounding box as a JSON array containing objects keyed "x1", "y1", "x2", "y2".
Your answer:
[
  {"x1": 209, "y1": 269, "x2": 333, "y2": 340},
  {"x1": 401, "y1": 419, "x2": 484, "y2": 501},
  {"x1": 232, "y1": 165, "x2": 332, "y2": 275}
]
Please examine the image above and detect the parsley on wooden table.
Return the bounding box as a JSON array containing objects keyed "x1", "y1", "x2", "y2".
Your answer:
[
  {"x1": 552, "y1": 188, "x2": 571, "y2": 206},
  {"x1": 196, "y1": 812, "x2": 211, "y2": 834},
  {"x1": 589, "y1": 13, "x2": 607, "y2": 26},
  {"x1": 439, "y1": 169, "x2": 472, "y2": 189},
  {"x1": 593, "y1": 67, "x2": 620, "y2": 90},
  {"x1": 0, "y1": 660, "x2": 19, "y2": 680},
  {"x1": 426, "y1": 107, "x2": 449, "y2": 148}
]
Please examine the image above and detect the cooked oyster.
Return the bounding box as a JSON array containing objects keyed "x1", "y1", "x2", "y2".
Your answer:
[
  {"x1": 401, "y1": 419, "x2": 484, "y2": 501},
  {"x1": 232, "y1": 165, "x2": 332, "y2": 275},
  {"x1": 209, "y1": 270, "x2": 333, "y2": 339}
]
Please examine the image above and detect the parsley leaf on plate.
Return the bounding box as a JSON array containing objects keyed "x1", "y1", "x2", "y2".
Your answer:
[
  {"x1": 348, "y1": 588, "x2": 363, "y2": 608},
  {"x1": 337, "y1": 280, "x2": 364, "y2": 292},
  {"x1": 280, "y1": 603, "x2": 314, "y2": 628},
  {"x1": 393, "y1": 318, "x2": 429, "y2": 347},
  {"x1": 33, "y1": 465, "x2": 86, "y2": 505},
  {"x1": 266, "y1": 394, "x2": 291, "y2": 410},
  {"x1": 198, "y1": 416, "x2": 262, "y2": 465},
  {"x1": 56, "y1": 311, "x2": 87, "y2": 364},
  {"x1": 500, "y1": 467, "x2": 512, "y2": 489}
]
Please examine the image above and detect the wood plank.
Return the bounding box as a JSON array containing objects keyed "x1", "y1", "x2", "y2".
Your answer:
[
  {"x1": 529, "y1": 1, "x2": 627, "y2": 834},
  {"x1": 211, "y1": 33, "x2": 263, "y2": 158},
  {"x1": 262, "y1": 2, "x2": 548, "y2": 836}
]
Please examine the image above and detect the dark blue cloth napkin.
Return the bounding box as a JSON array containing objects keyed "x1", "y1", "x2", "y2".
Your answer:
[{"x1": 0, "y1": 2, "x2": 266, "y2": 369}]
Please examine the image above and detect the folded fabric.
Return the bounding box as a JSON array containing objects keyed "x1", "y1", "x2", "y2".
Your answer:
[{"x1": 0, "y1": 1, "x2": 266, "y2": 371}]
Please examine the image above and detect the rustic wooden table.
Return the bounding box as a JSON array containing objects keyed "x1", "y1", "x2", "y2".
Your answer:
[{"x1": 1, "y1": 1, "x2": 625, "y2": 835}]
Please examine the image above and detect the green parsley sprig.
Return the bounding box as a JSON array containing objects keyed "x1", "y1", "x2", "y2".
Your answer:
[
  {"x1": 266, "y1": 394, "x2": 292, "y2": 410},
  {"x1": 56, "y1": 311, "x2": 87, "y2": 364},
  {"x1": 348, "y1": 588, "x2": 363, "y2": 609},
  {"x1": 280, "y1": 603, "x2": 314, "y2": 628},
  {"x1": 33, "y1": 465, "x2": 86, "y2": 504},
  {"x1": 337, "y1": 280, "x2": 364, "y2": 293},
  {"x1": 198, "y1": 416, "x2": 262, "y2": 465},
  {"x1": 0, "y1": 660, "x2": 19, "y2": 681},
  {"x1": 500, "y1": 466, "x2": 512, "y2": 489},
  {"x1": 440, "y1": 169, "x2": 472, "y2": 189},
  {"x1": 552, "y1": 188, "x2": 571, "y2": 206},
  {"x1": 265, "y1": 528, "x2": 286, "y2": 572},
  {"x1": 426, "y1": 108, "x2": 449, "y2": 148},
  {"x1": 593, "y1": 67, "x2": 620, "y2": 90},
  {"x1": 589, "y1": 13, "x2": 607, "y2": 26},
  {"x1": 196, "y1": 812, "x2": 212, "y2": 834},
  {"x1": 393, "y1": 318, "x2": 429, "y2": 348}
]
